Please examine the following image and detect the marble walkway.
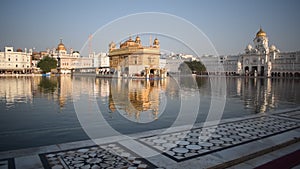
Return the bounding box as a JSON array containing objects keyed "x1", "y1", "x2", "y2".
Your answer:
[{"x1": 0, "y1": 108, "x2": 300, "y2": 169}]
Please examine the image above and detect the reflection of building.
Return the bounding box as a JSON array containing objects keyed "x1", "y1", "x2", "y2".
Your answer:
[
  {"x1": 108, "y1": 36, "x2": 166, "y2": 78},
  {"x1": 109, "y1": 79, "x2": 167, "y2": 120},
  {"x1": 0, "y1": 47, "x2": 32, "y2": 74},
  {"x1": 234, "y1": 78, "x2": 273, "y2": 113},
  {"x1": 56, "y1": 76, "x2": 72, "y2": 107},
  {"x1": 0, "y1": 77, "x2": 33, "y2": 104},
  {"x1": 203, "y1": 27, "x2": 300, "y2": 77}
]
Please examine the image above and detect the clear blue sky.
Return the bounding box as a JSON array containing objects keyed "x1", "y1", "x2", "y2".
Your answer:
[{"x1": 0, "y1": 0, "x2": 299, "y2": 55}]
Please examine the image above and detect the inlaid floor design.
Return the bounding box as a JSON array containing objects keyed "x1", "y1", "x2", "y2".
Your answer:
[
  {"x1": 0, "y1": 158, "x2": 14, "y2": 169},
  {"x1": 138, "y1": 116, "x2": 300, "y2": 162},
  {"x1": 39, "y1": 143, "x2": 158, "y2": 169},
  {"x1": 273, "y1": 110, "x2": 300, "y2": 120}
]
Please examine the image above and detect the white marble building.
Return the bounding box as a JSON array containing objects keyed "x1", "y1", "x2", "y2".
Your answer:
[
  {"x1": 47, "y1": 39, "x2": 94, "y2": 74},
  {"x1": 0, "y1": 47, "x2": 32, "y2": 74},
  {"x1": 216, "y1": 27, "x2": 300, "y2": 77}
]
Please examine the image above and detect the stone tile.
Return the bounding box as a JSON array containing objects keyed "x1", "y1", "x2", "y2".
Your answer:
[
  {"x1": 39, "y1": 143, "x2": 157, "y2": 169},
  {"x1": 56, "y1": 139, "x2": 95, "y2": 151},
  {"x1": 0, "y1": 158, "x2": 14, "y2": 169},
  {"x1": 0, "y1": 145, "x2": 60, "y2": 160},
  {"x1": 273, "y1": 110, "x2": 300, "y2": 120},
  {"x1": 15, "y1": 155, "x2": 43, "y2": 169},
  {"x1": 226, "y1": 162, "x2": 254, "y2": 169},
  {"x1": 138, "y1": 116, "x2": 300, "y2": 162},
  {"x1": 243, "y1": 153, "x2": 278, "y2": 167}
]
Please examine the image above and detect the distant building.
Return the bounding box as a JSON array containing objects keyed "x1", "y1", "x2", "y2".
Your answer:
[
  {"x1": 46, "y1": 39, "x2": 94, "y2": 74},
  {"x1": 108, "y1": 36, "x2": 166, "y2": 78},
  {"x1": 92, "y1": 52, "x2": 110, "y2": 74},
  {"x1": 204, "y1": 27, "x2": 300, "y2": 77},
  {"x1": 164, "y1": 53, "x2": 199, "y2": 74},
  {"x1": 0, "y1": 47, "x2": 32, "y2": 74},
  {"x1": 165, "y1": 55, "x2": 182, "y2": 73}
]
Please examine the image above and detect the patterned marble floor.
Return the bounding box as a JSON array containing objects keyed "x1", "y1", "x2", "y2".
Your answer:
[
  {"x1": 0, "y1": 158, "x2": 14, "y2": 169},
  {"x1": 40, "y1": 143, "x2": 158, "y2": 169},
  {"x1": 274, "y1": 110, "x2": 300, "y2": 120},
  {"x1": 138, "y1": 116, "x2": 300, "y2": 162}
]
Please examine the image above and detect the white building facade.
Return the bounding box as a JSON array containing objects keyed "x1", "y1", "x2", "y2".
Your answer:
[
  {"x1": 210, "y1": 28, "x2": 300, "y2": 77},
  {"x1": 47, "y1": 40, "x2": 94, "y2": 74},
  {"x1": 0, "y1": 47, "x2": 32, "y2": 74}
]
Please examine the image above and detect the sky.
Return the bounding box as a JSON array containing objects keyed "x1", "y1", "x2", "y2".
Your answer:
[{"x1": 0, "y1": 0, "x2": 300, "y2": 56}]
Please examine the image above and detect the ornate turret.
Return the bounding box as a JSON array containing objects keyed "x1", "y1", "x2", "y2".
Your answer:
[
  {"x1": 153, "y1": 38, "x2": 160, "y2": 48},
  {"x1": 135, "y1": 35, "x2": 141, "y2": 44},
  {"x1": 109, "y1": 41, "x2": 116, "y2": 51},
  {"x1": 254, "y1": 27, "x2": 269, "y2": 54}
]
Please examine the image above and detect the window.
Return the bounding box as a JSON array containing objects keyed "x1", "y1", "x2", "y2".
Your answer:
[
  {"x1": 16, "y1": 64, "x2": 18, "y2": 67},
  {"x1": 8, "y1": 58, "x2": 10, "y2": 61}
]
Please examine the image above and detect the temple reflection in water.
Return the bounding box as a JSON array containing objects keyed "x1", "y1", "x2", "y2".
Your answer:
[
  {"x1": 109, "y1": 79, "x2": 167, "y2": 122},
  {"x1": 0, "y1": 76, "x2": 298, "y2": 117}
]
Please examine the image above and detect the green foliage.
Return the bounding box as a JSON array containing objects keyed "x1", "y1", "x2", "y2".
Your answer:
[
  {"x1": 38, "y1": 77, "x2": 58, "y2": 94},
  {"x1": 179, "y1": 60, "x2": 206, "y2": 74},
  {"x1": 37, "y1": 56, "x2": 57, "y2": 73}
]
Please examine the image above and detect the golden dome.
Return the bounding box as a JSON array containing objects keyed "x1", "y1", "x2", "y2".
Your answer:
[
  {"x1": 120, "y1": 37, "x2": 139, "y2": 48},
  {"x1": 256, "y1": 27, "x2": 267, "y2": 37},
  {"x1": 153, "y1": 38, "x2": 159, "y2": 46},
  {"x1": 57, "y1": 39, "x2": 66, "y2": 51},
  {"x1": 135, "y1": 36, "x2": 141, "y2": 44}
]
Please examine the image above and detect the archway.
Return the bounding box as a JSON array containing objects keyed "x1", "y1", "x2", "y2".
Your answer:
[
  {"x1": 245, "y1": 66, "x2": 249, "y2": 76},
  {"x1": 251, "y1": 66, "x2": 258, "y2": 76}
]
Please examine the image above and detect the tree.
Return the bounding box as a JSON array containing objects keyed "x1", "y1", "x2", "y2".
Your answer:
[
  {"x1": 37, "y1": 56, "x2": 57, "y2": 73},
  {"x1": 179, "y1": 60, "x2": 206, "y2": 74}
]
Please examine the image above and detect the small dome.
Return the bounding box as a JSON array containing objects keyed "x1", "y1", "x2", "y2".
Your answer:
[
  {"x1": 16, "y1": 48, "x2": 23, "y2": 52},
  {"x1": 256, "y1": 27, "x2": 267, "y2": 37},
  {"x1": 135, "y1": 36, "x2": 141, "y2": 44},
  {"x1": 57, "y1": 39, "x2": 66, "y2": 51},
  {"x1": 247, "y1": 44, "x2": 252, "y2": 50},
  {"x1": 270, "y1": 45, "x2": 277, "y2": 52},
  {"x1": 109, "y1": 41, "x2": 116, "y2": 50},
  {"x1": 153, "y1": 38, "x2": 159, "y2": 46}
]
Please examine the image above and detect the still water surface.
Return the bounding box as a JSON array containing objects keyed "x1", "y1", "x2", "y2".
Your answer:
[{"x1": 0, "y1": 76, "x2": 299, "y2": 151}]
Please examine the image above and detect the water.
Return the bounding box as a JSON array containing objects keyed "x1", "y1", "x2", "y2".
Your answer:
[{"x1": 0, "y1": 75, "x2": 299, "y2": 152}]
